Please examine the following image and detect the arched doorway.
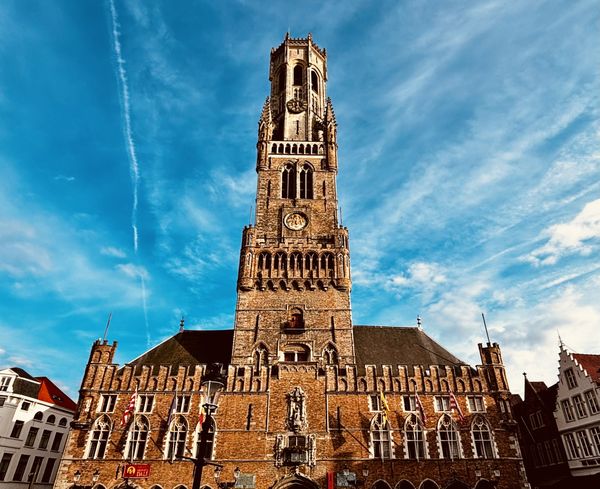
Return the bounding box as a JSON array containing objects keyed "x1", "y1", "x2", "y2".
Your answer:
[
  {"x1": 271, "y1": 474, "x2": 320, "y2": 489},
  {"x1": 474, "y1": 481, "x2": 495, "y2": 489}
]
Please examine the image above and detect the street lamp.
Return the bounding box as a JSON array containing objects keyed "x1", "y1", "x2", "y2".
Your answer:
[{"x1": 185, "y1": 364, "x2": 226, "y2": 489}]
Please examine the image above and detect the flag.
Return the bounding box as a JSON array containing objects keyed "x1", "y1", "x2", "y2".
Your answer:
[
  {"x1": 166, "y1": 393, "x2": 177, "y2": 429},
  {"x1": 379, "y1": 389, "x2": 390, "y2": 423},
  {"x1": 120, "y1": 391, "x2": 137, "y2": 427},
  {"x1": 449, "y1": 391, "x2": 465, "y2": 422},
  {"x1": 198, "y1": 392, "x2": 206, "y2": 429},
  {"x1": 415, "y1": 392, "x2": 427, "y2": 424}
]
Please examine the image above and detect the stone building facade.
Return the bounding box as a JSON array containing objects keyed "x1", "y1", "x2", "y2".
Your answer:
[{"x1": 55, "y1": 35, "x2": 528, "y2": 489}]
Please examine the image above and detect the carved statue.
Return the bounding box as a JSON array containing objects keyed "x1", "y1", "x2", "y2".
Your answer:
[{"x1": 286, "y1": 386, "x2": 307, "y2": 432}]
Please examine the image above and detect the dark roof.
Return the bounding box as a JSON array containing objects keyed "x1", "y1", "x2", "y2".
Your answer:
[
  {"x1": 353, "y1": 326, "x2": 465, "y2": 372},
  {"x1": 128, "y1": 330, "x2": 234, "y2": 370},
  {"x1": 573, "y1": 353, "x2": 600, "y2": 384},
  {"x1": 530, "y1": 381, "x2": 548, "y2": 393},
  {"x1": 9, "y1": 367, "x2": 37, "y2": 381}
]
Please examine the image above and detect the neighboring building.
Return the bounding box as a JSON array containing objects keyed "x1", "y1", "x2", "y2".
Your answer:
[
  {"x1": 511, "y1": 376, "x2": 570, "y2": 488},
  {"x1": 0, "y1": 367, "x2": 76, "y2": 488},
  {"x1": 554, "y1": 346, "x2": 600, "y2": 486},
  {"x1": 56, "y1": 35, "x2": 528, "y2": 489}
]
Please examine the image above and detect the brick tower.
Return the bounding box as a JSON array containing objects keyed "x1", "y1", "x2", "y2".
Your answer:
[{"x1": 233, "y1": 33, "x2": 354, "y2": 368}]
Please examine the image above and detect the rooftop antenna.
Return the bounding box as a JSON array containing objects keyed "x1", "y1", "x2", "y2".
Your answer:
[
  {"x1": 179, "y1": 316, "x2": 185, "y2": 333},
  {"x1": 481, "y1": 312, "x2": 491, "y2": 345},
  {"x1": 102, "y1": 312, "x2": 112, "y2": 342}
]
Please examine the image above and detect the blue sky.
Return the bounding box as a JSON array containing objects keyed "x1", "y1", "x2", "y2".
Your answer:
[{"x1": 1, "y1": 0, "x2": 599, "y2": 397}]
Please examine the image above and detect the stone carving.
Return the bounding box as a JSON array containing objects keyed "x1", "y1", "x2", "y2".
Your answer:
[
  {"x1": 287, "y1": 386, "x2": 307, "y2": 432},
  {"x1": 284, "y1": 212, "x2": 308, "y2": 231}
]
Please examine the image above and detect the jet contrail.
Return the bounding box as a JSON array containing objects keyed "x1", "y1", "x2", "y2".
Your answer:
[
  {"x1": 108, "y1": 0, "x2": 150, "y2": 345},
  {"x1": 108, "y1": 0, "x2": 140, "y2": 253}
]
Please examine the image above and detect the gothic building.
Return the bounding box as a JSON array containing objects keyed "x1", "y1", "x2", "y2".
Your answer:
[{"x1": 56, "y1": 35, "x2": 528, "y2": 489}]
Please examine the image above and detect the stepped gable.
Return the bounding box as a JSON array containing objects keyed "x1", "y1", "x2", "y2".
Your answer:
[
  {"x1": 572, "y1": 353, "x2": 600, "y2": 383},
  {"x1": 353, "y1": 325, "x2": 465, "y2": 372},
  {"x1": 128, "y1": 330, "x2": 233, "y2": 369}
]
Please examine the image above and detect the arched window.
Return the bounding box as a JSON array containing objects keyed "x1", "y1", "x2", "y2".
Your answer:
[
  {"x1": 437, "y1": 414, "x2": 461, "y2": 459},
  {"x1": 472, "y1": 416, "x2": 496, "y2": 458},
  {"x1": 289, "y1": 252, "x2": 303, "y2": 276},
  {"x1": 311, "y1": 71, "x2": 319, "y2": 93},
  {"x1": 474, "y1": 480, "x2": 495, "y2": 489},
  {"x1": 445, "y1": 481, "x2": 470, "y2": 489},
  {"x1": 274, "y1": 252, "x2": 287, "y2": 276},
  {"x1": 86, "y1": 415, "x2": 111, "y2": 459},
  {"x1": 34, "y1": 412, "x2": 43, "y2": 421},
  {"x1": 371, "y1": 482, "x2": 392, "y2": 489},
  {"x1": 254, "y1": 345, "x2": 269, "y2": 373},
  {"x1": 299, "y1": 164, "x2": 313, "y2": 199},
  {"x1": 293, "y1": 65, "x2": 303, "y2": 86},
  {"x1": 124, "y1": 415, "x2": 149, "y2": 460},
  {"x1": 165, "y1": 415, "x2": 188, "y2": 460},
  {"x1": 396, "y1": 481, "x2": 416, "y2": 489},
  {"x1": 47, "y1": 415, "x2": 56, "y2": 424},
  {"x1": 405, "y1": 414, "x2": 427, "y2": 459},
  {"x1": 195, "y1": 416, "x2": 215, "y2": 460},
  {"x1": 418, "y1": 481, "x2": 439, "y2": 489},
  {"x1": 370, "y1": 412, "x2": 393, "y2": 459},
  {"x1": 287, "y1": 308, "x2": 304, "y2": 330},
  {"x1": 282, "y1": 164, "x2": 296, "y2": 198},
  {"x1": 58, "y1": 417, "x2": 68, "y2": 427},
  {"x1": 323, "y1": 344, "x2": 338, "y2": 365}
]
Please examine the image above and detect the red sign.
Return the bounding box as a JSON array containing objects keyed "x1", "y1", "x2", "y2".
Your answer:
[{"x1": 123, "y1": 464, "x2": 151, "y2": 479}]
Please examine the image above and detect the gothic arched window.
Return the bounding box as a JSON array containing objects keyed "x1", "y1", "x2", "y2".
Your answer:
[
  {"x1": 194, "y1": 417, "x2": 215, "y2": 460},
  {"x1": 86, "y1": 415, "x2": 111, "y2": 459},
  {"x1": 471, "y1": 416, "x2": 496, "y2": 458},
  {"x1": 124, "y1": 415, "x2": 149, "y2": 460},
  {"x1": 323, "y1": 344, "x2": 338, "y2": 365},
  {"x1": 299, "y1": 164, "x2": 313, "y2": 199},
  {"x1": 293, "y1": 65, "x2": 303, "y2": 86},
  {"x1": 405, "y1": 414, "x2": 427, "y2": 459},
  {"x1": 165, "y1": 415, "x2": 188, "y2": 460},
  {"x1": 283, "y1": 344, "x2": 309, "y2": 362},
  {"x1": 254, "y1": 345, "x2": 269, "y2": 373},
  {"x1": 370, "y1": 412, "x2": 393, "y2": 459},
  {"x1": 282, "y1": 164, "x2": 296, "y2": 198},
  {"x1": 311, "y1": 71, "x2": 319, "y2": 93},
  {"x1": 437, "y1": 414, "x2": 461, "y2": 459}
]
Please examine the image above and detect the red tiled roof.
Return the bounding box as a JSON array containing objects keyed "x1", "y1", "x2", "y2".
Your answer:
[
  {"x1": 573, "y1": 353, "x2": 600, "y2": 384},
  {"x1": 35, "y1": 377, "x2": 77, "y2": 412}
]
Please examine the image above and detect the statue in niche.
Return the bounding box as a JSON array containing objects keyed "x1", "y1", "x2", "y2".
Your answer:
[{"x1": 287, "y1": 386, "x2": 307, "y2": 432}]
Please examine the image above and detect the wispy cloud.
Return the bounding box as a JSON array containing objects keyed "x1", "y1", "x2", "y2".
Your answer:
[
  {"x1": 525, "y1": 199, "x2": 600, "y2": 266},
  {"x1": 100, "y1": 246, "x2": 127, "y2": 258},
  {"x1": 53, "y1": 175, "x2": 75, "y2": 182}
]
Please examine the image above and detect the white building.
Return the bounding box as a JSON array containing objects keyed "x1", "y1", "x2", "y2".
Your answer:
[
  {"x1": 554, "y1": 346, "x2": 600, "y2": 479},
  {"x1": 0, "y1": 367, "x2": 76, "y2": 488}
]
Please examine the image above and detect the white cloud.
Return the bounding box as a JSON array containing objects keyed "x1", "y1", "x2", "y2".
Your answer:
[
  {"x1": 525, "y1": 199, "x2": 600, "y2": 265},
  {"x1": 100, "y1": 246, "x2": 127, "y2": 258},
  {"x1": 387, "y1": 262, "x2": 447, "y2": 291},
  {"x1": 116, "y1": 263, "x2": 149, "y2": 281},
  {"x1": 53, "y1": 175, "x2": 75, "y2": 182}
]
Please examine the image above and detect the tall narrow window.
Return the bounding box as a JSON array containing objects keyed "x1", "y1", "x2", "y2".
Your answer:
[
  {"x1": 472, "y1": 416, "x2": 496, "y2": 458},
  {"x1": 278, "y1": 67, "x2": 286, "y2": 93},
  {"x1": 0, "y1": 454, "x2": 13, "y2": 481},
  {"x1": 195, "y1": 417, "x2": 215, "y2": 460},
  {"x1": 282, "y1": 164, "x2": 296, "y2": 198},
  {"x1": 125, "y1": 415, "x2": 149, "y2": 460},
  {"x1": 166, "y1": 415, "x2": 188, "y2": 460},
  {"x1": 438, "y1": 414, "x2": 461, "y2": 459},
  {"x1": 564, "y1": 368, "x2": 577, "y2": 389},
  {"x1": 311, "y1": 71, "x2": 319, "y2": 93},
  {"x1": 405, "y1": 414, "x2": 427, "y2": 459},
  {"x1": 299, "y1": 164, "x2": 313, "y2": 199},
  {"x1": 293, "y1": 65, "x2": 303, "y2": 86},
  {"x1": 87, "y1": 415, "x2": 111, "y2": 459},
  {"x1": 370, "y1": 412, "x2": 393, "y2": 459}
]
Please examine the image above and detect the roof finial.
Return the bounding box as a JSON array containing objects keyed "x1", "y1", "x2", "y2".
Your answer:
[
  {"x1": 558, "y1": 330, "x2": 564, "y2": 350},
  {"x1": 416, "y1": 315, "x2": 422, "y2": 330},
  {"x1": 179, "y1": 316, "x2": 185, "y2": 333}
]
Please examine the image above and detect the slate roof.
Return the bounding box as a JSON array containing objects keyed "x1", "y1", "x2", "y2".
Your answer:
[
  {"x1": 128, "y1": 330, "x2": 234, "y2": 370},
  {"x1": 573, "y1": 353, "x2": 600, "y2": 384},
  {"x1": 126, "y1": 326, "x2": 466, "y2": 373},
  {"x1": 353, "y1": 326, "x2": 466, "y2": 373}
]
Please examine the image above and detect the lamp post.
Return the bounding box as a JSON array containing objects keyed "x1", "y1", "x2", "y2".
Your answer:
[{"x1": 182, "y1": 364, "x2": 225, "y2": 489}]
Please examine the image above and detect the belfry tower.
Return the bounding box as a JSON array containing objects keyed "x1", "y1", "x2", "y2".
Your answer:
[{"x1": 232, "y1": 33, "x2": 354, "y2": 368}]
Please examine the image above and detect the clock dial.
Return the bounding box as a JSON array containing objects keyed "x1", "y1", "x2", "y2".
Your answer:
[{"x1": 284, "y1": 212, "x2": 308, "y2": 230}]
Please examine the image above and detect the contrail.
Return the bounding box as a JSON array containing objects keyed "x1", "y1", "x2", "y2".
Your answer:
[
  {"x1": 108, "y1": 0, "x2": 150, "y2": 345},
  {"x1": 108, "y1": 0, "x2": 140, "y2": 253}
]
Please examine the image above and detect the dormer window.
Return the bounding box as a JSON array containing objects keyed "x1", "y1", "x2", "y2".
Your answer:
[{"x1": 0, "y1": 376, "x2": 11, "y2": 392}]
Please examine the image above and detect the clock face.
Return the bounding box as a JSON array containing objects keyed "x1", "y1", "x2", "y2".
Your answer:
[
  {"x1": 284, "y1": 212, "x2": 308, "y2": 230},
  {"x1": 286, "y1": 98, "x2": 308, "y2": 114}
]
